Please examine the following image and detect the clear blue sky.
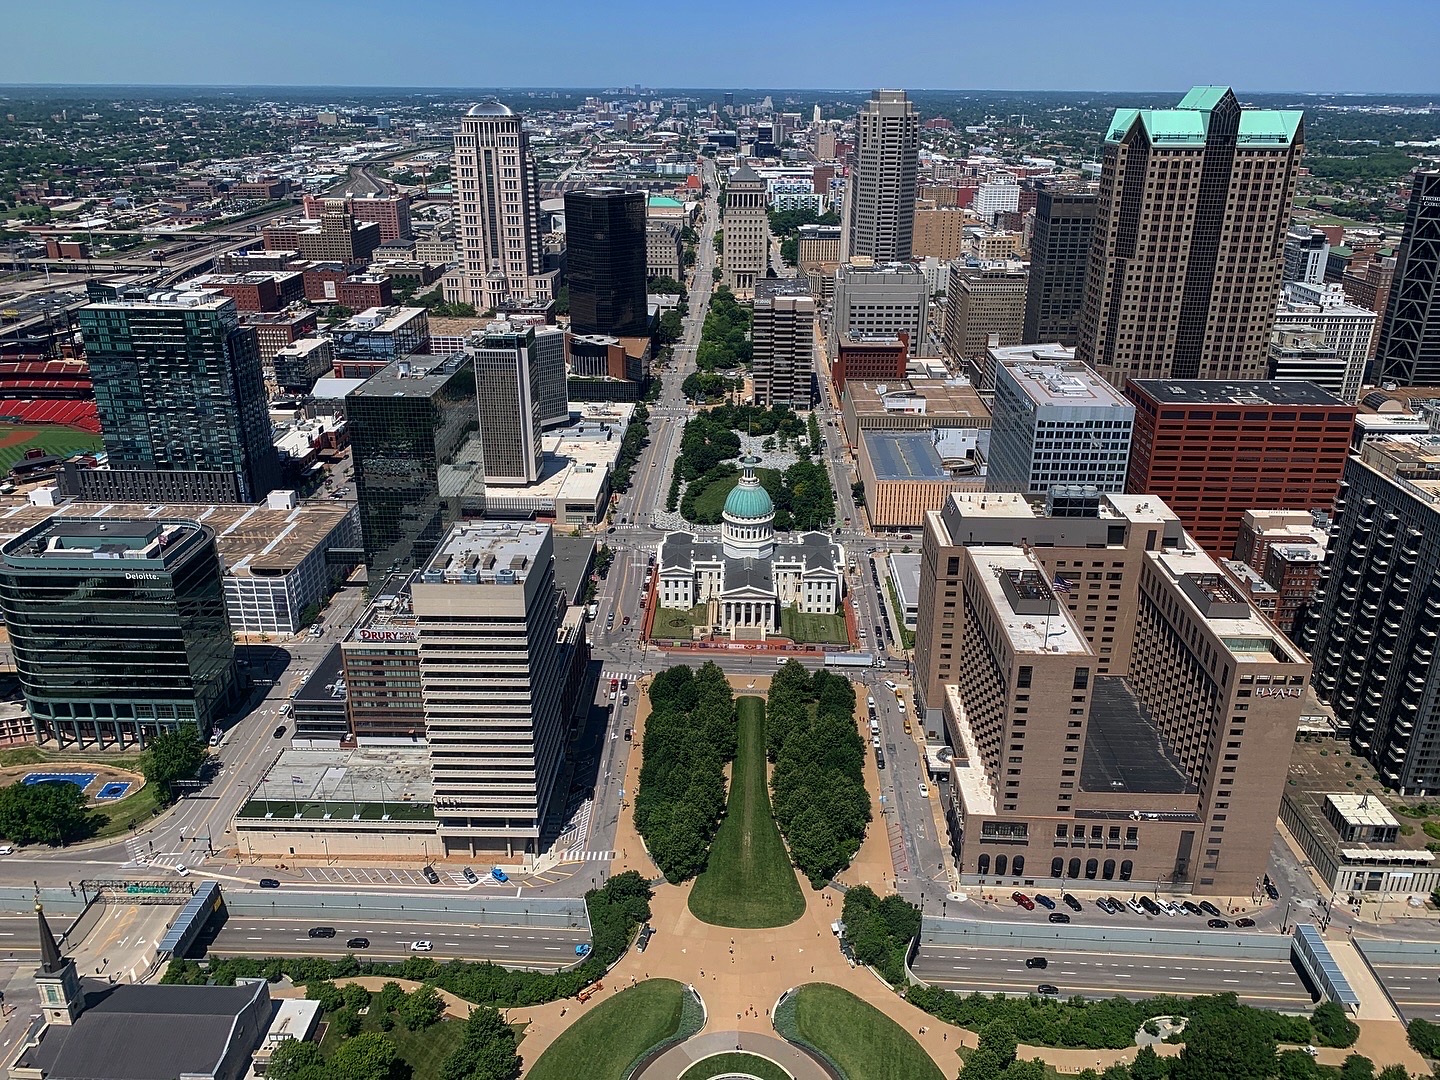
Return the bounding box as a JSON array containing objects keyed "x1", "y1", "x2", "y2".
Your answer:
[{"x1": 5, "y1": 0, "x2": 1437, "y2": 93}]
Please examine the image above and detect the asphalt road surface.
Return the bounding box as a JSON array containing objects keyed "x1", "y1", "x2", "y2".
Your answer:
[
  {"x1": 910, "y1": 941, "x2": 1316, "y2": 1009},
  {"x1": 1366, "y1": 962, "x2": 1440, "y2": 1022},
  {"x1": 207, "y1": 916, "x2": 590, "y2": 969}
]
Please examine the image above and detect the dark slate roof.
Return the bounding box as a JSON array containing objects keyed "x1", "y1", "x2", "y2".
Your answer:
[
  {"x1": 1079, "y1": 677, "x2": 1197, "y2": 796},
  {"x1": 660, "y1": 531, "x2": 840, "y2": 589},
  {"x1": 17, "y1": 981, "x2": 268, "y2": 1080}
]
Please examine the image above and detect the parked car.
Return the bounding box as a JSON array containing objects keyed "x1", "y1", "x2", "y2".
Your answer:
[
  {"x1": 1012, "y1": 892, "x2": 1035, "y2": 911},
  {"x1": 1181, "y1": 901, "x2": 1204, "y2": 917},
  {"x1": 1106, "y1": 897, "x2": 1126, "y2": 914},
  {"x1": 411, "y1": 940, "x2": 433, "y2": 952},
  {"x1": 1235, "y1": 917, "x2": 1257, "y2": 928},
  {"x1": 462, "y1": 867, "x2": 479, "y2": 883},
  {"x1": 875, "y1": 752, "x2": 886, "y2": 770},
  {"x1": 1198, "y1": 901, "x2": 1223, "y2": 918},
  {"x1": 259, "y1": 878, "x2": 281, "y2": 889},
  {"x1": 1025, "y1": 956, "x2": 1048, "y2": 969},
  {"x1": 1062, "y1": 894, "x2": 1083, "y2": 912},
  {"x1": 1207, "y1": 919, "x2": 1230, "y2": 929},
  {"x1": 1034, "y1": 894, "x2": 1056, "y2": 910},
  {"x1": 1048, "y1": 912, "x2": 1071, "y2": 924},
  {"x1": 637, "y1": 925, "x2": 655, "y2": 952},
  {"x1": 308, "y1": 927, "x2": 336, "y2": 938},
  {"x1": 1128, "y1": 897, "x2": 1149, "y2": 915},
  {"x1": 1037, "y1": 984, "x2": 1060, "y2": 996},
  {"x1": 1096, "y1": 898, "x2": 1116, "y2": 915},
  {"x1": 346, "y1": 937, "x2": 370, "y2": 949},
  {"x1": 422, "y1": 865, "x2": 440, "y2": 884},
  {"x1": 1137, "y1": 896, "x2": 1161, "y2": 916},
  {"x1": 1265, "y1": 882, "x2": 1280, "y2": 900},
  {"x1": 491, "y1": 867, "x2": 509, "y2": 884}
]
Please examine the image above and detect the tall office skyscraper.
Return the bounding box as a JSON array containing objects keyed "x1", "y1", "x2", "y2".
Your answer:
[
  {"x1": 722, "y1": 163, "x2": 770, "y2": 297},
  {"x1": 78, "y1": 292, "x2": 279, "y2": 503},
  {"x1": 348, "y1": 354, "x2": 487, "y2": 573},
  {"x1": 564, "y1": 188, "x2": 648, "y2": 337},
  {"x1": 1023, "y1": 182, "x2": 1098, "y2": 347},
  {"x1": 414, "y1": 522, "x2": 569, "y2": 858},
  {"x1": 752, "y1": 279, "x2": 815, "y2": 408},
  {"x1": 1375, "y1": 171, "x2": 1440, "y2": 386},
  {"x1": 841, "y1": 89, "x2": 919, "y2": 263},
  {"x1": 1076, "y1": 86, "x2": 1305, "y2": 387},
  {"x1": 449, "y1": 101, "x2": 557, "y2": 311},
  {"x1": 468, "y1": 322, "x2": 545, "y2": 485}
]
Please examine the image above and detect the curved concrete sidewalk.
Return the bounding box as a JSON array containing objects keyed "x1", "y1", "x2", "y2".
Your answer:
[{"x1": 635, "y1": 1030, "x2": 835, "y2": 1079}]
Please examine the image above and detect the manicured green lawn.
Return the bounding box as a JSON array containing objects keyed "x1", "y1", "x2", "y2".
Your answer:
[
  {"x1": 688, "y1": 696, "x2": 805, "y2": 929},
  {"x1": 686, "y1": 467, "x2": 783, "y2": 524},
  {"x1": 780, "y1": 607, "x2": 850, "y2": 645},
  {"x1": 526, "y1": 979, "x2": 687, "y2": 1080},
  {"x1": 90, "y1": 781, "x2": 163, "y2": 842},
  {"x1": 318, "y1": 994, "x2": 467, "y2": 1080},
  {"x1": 679, "y1": 1051, "x2": 793, "y2": 1080},
  {"x1": 786, "y1": 984, "x2": 944, "y2": 1080},
  {"x1": 653, "y1": 605, "x2": 709, "y2": 639},
  {"x1": 0, "y1": 423, "x2": 103, "y2": 474}
]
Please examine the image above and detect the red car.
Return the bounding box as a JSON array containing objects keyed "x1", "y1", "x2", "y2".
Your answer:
[{"x1": 1012, "y1": 891, "x2": 1035, "y2": 911}]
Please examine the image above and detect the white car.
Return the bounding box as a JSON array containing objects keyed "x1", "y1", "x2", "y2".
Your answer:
[
  {"x1": 410, "y1": 940, "x2": 433, "y2": 952},
  {"x1": 884, "y1": 680, "x2": 899, "y2": 692},
  {"x1": 872, "y1": 735, "x2": 881, "y2": 748}
]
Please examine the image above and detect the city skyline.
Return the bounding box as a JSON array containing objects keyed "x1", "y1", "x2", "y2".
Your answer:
[{"x1": 4, "y1": 0, "x2": 1438, "y2": 93}]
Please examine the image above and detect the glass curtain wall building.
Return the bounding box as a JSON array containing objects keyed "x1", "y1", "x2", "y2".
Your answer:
[
  {"x1": 348, "y1": 354, "x2": 487, "y2": 573},
  {"x1": 564, "y1": 188, "x2": 649, "y2": 337},
  {"x1": 0, "y1": 518, "x2": 239, "y2": 747}
]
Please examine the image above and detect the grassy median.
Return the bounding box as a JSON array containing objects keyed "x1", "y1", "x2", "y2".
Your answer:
[{"x1": 687, "y1": 696, "x2": 806, "y2": 929}]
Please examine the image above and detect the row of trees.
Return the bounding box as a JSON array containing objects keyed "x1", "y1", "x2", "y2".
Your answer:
[
  {"x1": 609, "y1": 401, "x2": 650, "y2": 493},
  {"x1": 680, "y1": 370, "x2": 741, "y2": 402},
  {"x1": 695, "y1": 287, "x2": 751, "y2": 372},
  {"x1": 163, "y1": 872, "x2": 652, "y2": 1010},
  {"x1": 768, "y1": 663, "x2": 870, "y2": 886},
  {"x1": 634, "y1": 663, "x2": 736, "y2": 882},
  {"x1": 907, "y1": 986, "x2": 1356, "y2": 1055},
  {"x1": 840, "y1": 886, "x2": 920, "y2": 986}
]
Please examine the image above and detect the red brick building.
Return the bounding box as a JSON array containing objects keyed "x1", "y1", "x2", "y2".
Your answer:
[
  {"x1": 1124, "y1": 380, "x2": 1355, "y2": 558},
  {"x1": 241, "y1": 308, "x2": 319, "y2": 362},
  {"x1": 303, "y1": 193, "x2": 411, "y2": 243},
  {"x1": 199, "y1": 273, "x2": 281, "y2": 312},
  {"x1": 337, "y1": 274, "x2": 394, "y2": 310},
  {"x1": 832, "y1": 332, "x2": 908, "y2": 391}
]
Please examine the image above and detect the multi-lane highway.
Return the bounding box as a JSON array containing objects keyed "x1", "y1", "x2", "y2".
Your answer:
[
  {"x1": 1365, "y1": 960, "x2": 1440, "y2": 1023},
  {"x1": 208, "y1": 916, "x2": 588, "y2": 969},
  {"x1": 911, "y1": 939, "x2": 1316, "y2": 1009}
]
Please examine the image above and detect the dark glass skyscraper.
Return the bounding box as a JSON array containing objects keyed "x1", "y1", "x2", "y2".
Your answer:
[
  {"x1": 78, "y1": 292, "x2": 279, "y2": 502},
  {"x1": 564, "y1": 188, "x2": 649, "y2": 337},
  {"x1": 348, "y1": 354, "x2": 487, "y2": 573},
  {"x1": 1375, "y1": 171, "x2": 1440, "y2": 386},
  {"x1": 1023, "y1": 182, "x2": 1097, "y2": 347},
  {"x1": 0, "y1": 517, "x2": 239, "y2": 747}
]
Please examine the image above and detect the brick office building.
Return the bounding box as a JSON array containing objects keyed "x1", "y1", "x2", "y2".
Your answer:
[
  {"x1": 1124, "y1": 380, "x2": 1354, "y2": 557},
  {"x1": 832, "y1": 332, "x2": 909, "y2": 391}
]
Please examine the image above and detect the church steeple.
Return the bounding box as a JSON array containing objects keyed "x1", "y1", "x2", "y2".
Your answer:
[
  {"x1": 37, "y1": 901, "x2": 65, "y2": 974},
  {"x1": 34, "y1": 900, "x2": 82, "y2": 1025}
]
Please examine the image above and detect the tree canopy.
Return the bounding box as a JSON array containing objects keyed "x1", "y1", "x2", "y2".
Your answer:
[
  {"x1": 634, "y1": 663, "x2": 736, "y2": 882},
  {"x1": 0, "y1": 780, "x2": 96, "y2": 846},
  {"x1": 141, "y1": 724, "x2": 208, "y2": 805}
]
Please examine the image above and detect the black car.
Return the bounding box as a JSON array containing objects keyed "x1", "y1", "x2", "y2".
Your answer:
[
  {"x1": 259, "y1": 878, "x2": 281, "y2": 889},
  {"x1": 1037, "y1": 984, "x2": 1060, "y2": 996},
  {"x1": 1025, "y1": 956, "x2": 1048, "y2": 969},
  {"x1": 1207, "y1": 918, "x2": 1230, "y2": 929},
  {"x1": 1235, "y1": 917, "x2": 1256, "y2": 928},
  {"x1": 422, "y1": 865, "x2": 440, "y2": 884},
  {"x1": 1265, "y1": 882, "x2": 1280, "y2": 900},
  {"x1": 1181, "y1": 901, "x2": 1203, "y2": 917},
  {"x1": 1062, "y1": 893, "x2": 1082, "y2": 912},
  {"x1": 876, "y1": 752, "x2": 886, "y2": 770},
  {"x1": 636, "y1": 925, "x2": 655, "y2": 952},
  {"x1": 1198, "y1": 901, "x2": 1223, "y2": 918},
  {"x1": 1048, "y1": 912, "x2": 1071, "y2": 924},
  {"x1": 273, "y1": 725, "x2": 286, "y2": 738},
  {"x1": 346, "y1": 937, "x2": 370, "y2": 949},
  {"x1": 1137, "y1": 896, "x2": 1161, "y2": 916},
  {"x1": 308, "y1": 926, "x2": 336, "y2": 938}
]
